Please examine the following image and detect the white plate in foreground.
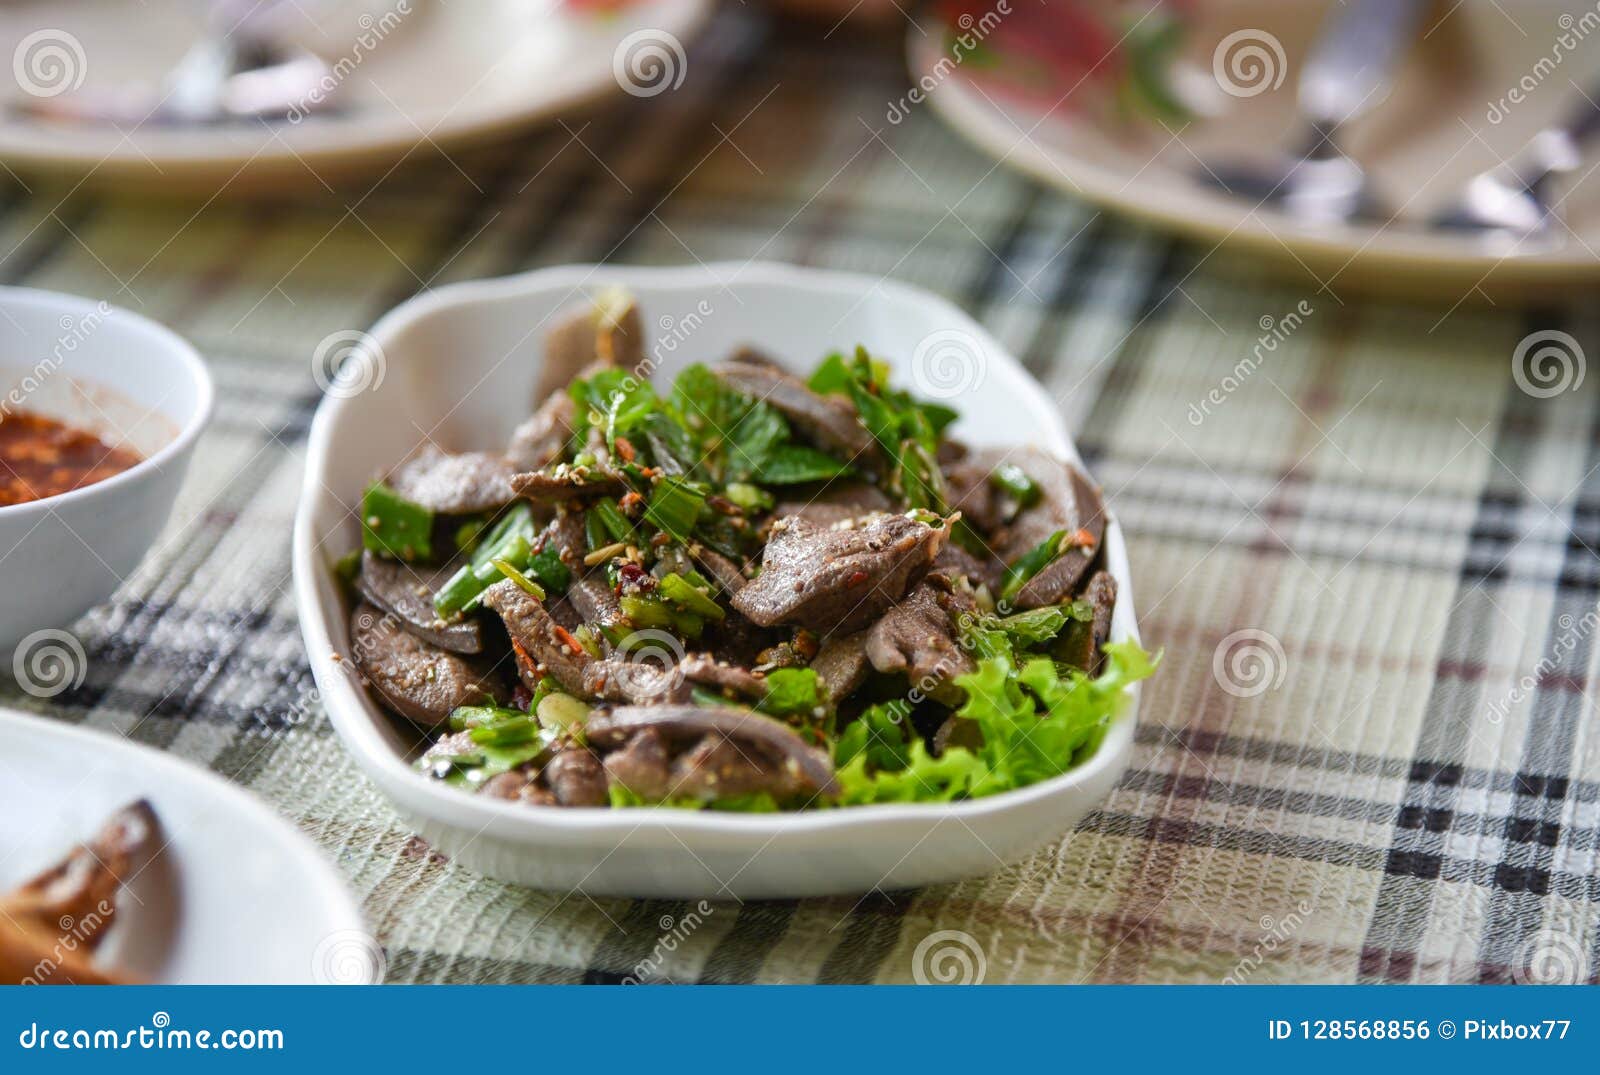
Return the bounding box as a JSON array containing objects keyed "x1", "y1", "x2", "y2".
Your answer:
[
  {"x1": 0, "y1": 710, "x2": 373, "y2": 984},
  {"x1": 293, "y1": 261, "x2": 1142, "y2": 899}
]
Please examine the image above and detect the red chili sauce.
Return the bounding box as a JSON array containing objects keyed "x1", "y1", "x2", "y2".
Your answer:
[{"x1": 0, "y1": 409, "x2": 142, "y2": 507}]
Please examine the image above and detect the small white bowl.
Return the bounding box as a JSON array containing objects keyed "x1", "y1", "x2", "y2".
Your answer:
[
  {"x1": 293, "y1": 262, "x2": 1142, "y2": 899},
  {"x1": 0, "y1": 288, "x2": 212, "y2": 654}
]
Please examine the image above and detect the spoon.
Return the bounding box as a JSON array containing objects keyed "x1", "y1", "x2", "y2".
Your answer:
[
  {"x1": 14, "y1": 0, "x2": 337, "y2": 127},
  {"x1": 1431, "y1": 87, "x2": 1600, "y2": 242},
  {"x1": 1197, "y1": 0, "x2": 1428, "y2": 226}
]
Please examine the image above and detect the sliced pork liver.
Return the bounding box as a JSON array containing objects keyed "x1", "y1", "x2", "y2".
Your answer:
[
  {"x1": 993, "y1": 448, "x2": 1106, "y2": 610},
  {"x1": 772, "y1": 481, "x2": 891, "y2": 528},
  {"x1": 349, "y1": 602, "x2": 506, "y2": 728},
  {"x1": 863, "y1": 578, "x2": 976, "y2": 703},
  {"x1": 714, "y1": 361, "x2": 877, "y2": 465},
  {"x1": 732, "y1": 512, "x2": 947, "y2": 634},
  {"x1": 355, "y1": 552, "x2": 485, "y2": 654},
  {"x1": 387, "y1": 445, "x2": 518, "y2": 516},
  {"x1": 587, "y1": 705, "x2": 837, "y2": 801},
  {"x1": 482, "y1": 580, "x2": 681, "y2": 704}
]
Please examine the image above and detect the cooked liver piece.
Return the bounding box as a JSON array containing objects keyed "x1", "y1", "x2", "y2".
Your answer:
[
  {"x1": 349, "y1": 602, "x2": 506, "y2": 728},
  {"x1": 714, "y1": 361, "x2": 878, "y2": 465},
  {"x1": 991, "y1": 448, "x2": 1106, "y2": 610},
  {"x1": 388, "y1": 445, "x2": 518, "y2": 515},
  {"x1": 863, "y1": 579, "x2": 975, "y2": 703},
  {"x1": 506, "y1": 393, "x2": 575, "y2": 470},
  {"x1": 586, "y1": 706, "x2": 837, "y2": 799},
  {"x1": 732, "y1": 513, "x2": 947, "y2": 634},
  {"x1": 772, "y1": 481, "x2": 891, "y2": 528},
  {"x1": 809, "y1": 631, "x2": 870, "y2": 702},
  {"x1": 355, "y1": 552, "x2": 485, "y2": 654}
]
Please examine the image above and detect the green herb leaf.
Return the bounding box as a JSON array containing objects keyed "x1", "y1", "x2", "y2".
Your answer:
[
  {"x1": 645, "y1": 475, "x2": 708, "y2": 544},
  {"x1": 361, "y1": 482, "x2": 433, "y2": 561},
  {"x1": 756, "y1": 667, "x2": 823, "y2": 718},
  {"x1": 999, "y1": 529, "x2": 1068, "y2": 604}
]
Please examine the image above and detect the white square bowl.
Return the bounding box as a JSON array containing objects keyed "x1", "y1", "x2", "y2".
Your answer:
[{"x1": 292, "y1": 262, "x2": 1142, "y2": 899}]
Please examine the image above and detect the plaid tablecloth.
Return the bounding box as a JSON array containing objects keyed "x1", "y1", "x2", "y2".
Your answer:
[{"x1": 3, "y1": 9, "x2": 1598, "y2": 985}]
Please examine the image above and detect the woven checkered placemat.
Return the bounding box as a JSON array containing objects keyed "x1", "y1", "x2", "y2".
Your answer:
[{"x1": 1, "y1": 10, "x2": 1596, "y2": 984}]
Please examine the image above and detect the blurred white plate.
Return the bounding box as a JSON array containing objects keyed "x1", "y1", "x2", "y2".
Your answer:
[
  {"x1": 0, "y1": 0, "x2": 710, "y2": 189},
  {"x1": 0, "y1": 709, "x2": 373, "y2": 984},
  {"x1": 292, "y1": 261, "x2": 1144, "y2": 899},
  {"x1": 913, "y1": 0, "x2": 1600, "y2": 299}
]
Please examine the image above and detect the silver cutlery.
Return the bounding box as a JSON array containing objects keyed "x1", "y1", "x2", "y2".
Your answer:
[
  {"x1": 13, "y1": 0, "x2": 337, "y2": 127},
  {"x1": 1432, "y1": 89, "x2": 1600, "y2": 240},
  {"x1": 1198, "y1": 0, "x2": 1429, "y2": 226}
]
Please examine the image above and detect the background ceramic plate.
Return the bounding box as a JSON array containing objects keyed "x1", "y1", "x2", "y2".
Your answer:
[
  {"x1": 912, "y1": 0, "x2": 1600, "y2": 300},
  {"x1": 0, "y1": 709, "x2": 373, "y2": 984},
  {"x1": 293, "y1": 261, "x2": 1144, "y2": 899},
  {"x1": 0, "y1": 0, "x2": 710, "y2": 189}
]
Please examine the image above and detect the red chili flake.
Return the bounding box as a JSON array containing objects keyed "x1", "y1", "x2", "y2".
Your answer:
[
  {"x1": 1073, "y1": 527, "x2": 1096, "y2": 548},
  {"x1": 650, "y1": 532, "x2": 672, "y2": 547},
  {"x1": 615, "y1": 561, "x2": 655, "y2": 595},
  {"x1": 847, "y1": 571, "x2": 868, "y2": 586},
  {"x1": 615, "y1": 437, "x2": 636, "y2": 462},
  {"x1": 551, "y1": 625, "x2": 585, "y2": 656},
  {"x1": 618, "y1": 490, "x2": 645, "y2": 516}
]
